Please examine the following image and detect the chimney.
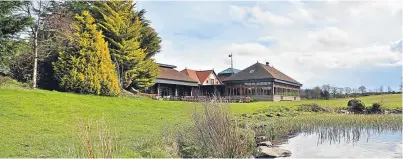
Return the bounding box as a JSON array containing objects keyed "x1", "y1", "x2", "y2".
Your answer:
[{"x1": 266, "y1": 62, "x2": 270, "y2": 66}]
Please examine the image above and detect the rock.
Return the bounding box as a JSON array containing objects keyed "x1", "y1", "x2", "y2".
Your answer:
[
  {"x1": 257, "y1": 141, "x2": 272, "y2": 147},
  {"x1": 255, "y1": 136, "x2": 267, "y2": 143},
  {"x1": 340, "y1": 110, "x2": 350, "y2": 114},
  {"x1": 256, "y1": 146, "x2": 291, "y2": 158}
]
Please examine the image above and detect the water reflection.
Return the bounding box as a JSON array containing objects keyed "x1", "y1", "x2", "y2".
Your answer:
[{"x1": 280, "y1": 132, "x2": 402, "y2": 158}]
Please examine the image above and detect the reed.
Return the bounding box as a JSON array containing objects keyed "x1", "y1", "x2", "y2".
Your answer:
[
  {"x1": 173, "y1": 101, "x2": 256, "y2": 158},
  {"x1": 255, "y1": 114, "x2": 402, "y2": 144},
  {"x1": 77, "y1": 117, "x2": 118, "y2": 158}
]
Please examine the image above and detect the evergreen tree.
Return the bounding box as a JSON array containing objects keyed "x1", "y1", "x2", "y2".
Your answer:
[
  {"x1": 135, "y1": 9, "x2": 161, "y2": 59},
  {"x1": 53, "y1": 10, "x2": 120, "y2": 96},
  {"x1": 92, "y1": 1, "x2": 159, "y2": 90},
  {"x1": 0, "y1": 1, "x2": 33, "y2": 74}
]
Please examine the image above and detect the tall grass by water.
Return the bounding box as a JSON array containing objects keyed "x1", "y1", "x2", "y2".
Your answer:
[
  {"x1": 171, "y1": 101, "x2": 256, "y2": 158},
  {"x1": 253, "y1": 114, "x2": 402, "y2": 144}
]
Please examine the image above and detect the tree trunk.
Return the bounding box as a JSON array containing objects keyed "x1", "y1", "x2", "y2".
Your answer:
[{"x1": 33, "y1": 31, "x2": 38, "y2": 88}]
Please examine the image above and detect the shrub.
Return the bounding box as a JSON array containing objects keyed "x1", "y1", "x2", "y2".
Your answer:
[
  {"x1": 53, "y1": 11, "x2": 120, "y2": 96},
  {"x1": 0, "y1": 75, "x2": 30, "y2": 88},
  {"x1": 369, "y1": 102, "x2": 383, "y2": 113},
  {"x1": 298, "y1": 103, "x2": 331, "y2": 112},
  {"x1": 347, "y1": 99, "x2": 365, "y2": 113},
  {"x1": 174, "y1": 101, "x2": 256, "y2": 158}
]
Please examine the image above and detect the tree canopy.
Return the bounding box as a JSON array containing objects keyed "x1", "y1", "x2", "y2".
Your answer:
[{"x1": 53, "y1": 10, "x2": 120, "y2": 96}]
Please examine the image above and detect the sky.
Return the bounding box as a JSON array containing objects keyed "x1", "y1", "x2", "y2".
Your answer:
[{"x1": 137, "y1": 0, "x2": 402, "y2": 90}]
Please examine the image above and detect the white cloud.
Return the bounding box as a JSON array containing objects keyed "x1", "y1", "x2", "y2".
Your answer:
[
  {"x1": 288, "y1": 8, "x2": 315, "y2": 22},
  {"x1": 248, "y1": 6, "x2": 294, "y2": 26},
  {"x1": 141, "y1": 1, "x2": 401, "y2": 88},
  {"x1": 307, "y1": 27, "x2": 351, "y2": 50},
  {"x1": 224, "y1": 43, "x2": 272, "y2": 56},
  {"x1": 229, "y1": 5, "x2": 245, "y2": 20},
  {"x1": 258, "y1": 35, "x2": 276, "y2": 42}
]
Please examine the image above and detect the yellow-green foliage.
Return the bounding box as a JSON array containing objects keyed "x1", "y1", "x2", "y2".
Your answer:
[
  {"x1": 53, "y1": 10, "x2": 120, "y2": 96},
  {"x1": 92, "y1": 1, "x2": 159, "y2": 90},
  {"x1": 131, "y1": 59, "x2": 159, "y2": 91}
]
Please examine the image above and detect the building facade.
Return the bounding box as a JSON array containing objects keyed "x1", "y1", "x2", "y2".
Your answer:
[
  {"x1": 146, "y1": 64, "x2": 198, "y2": 97},
  {"x1": 181, "y1": 69, "x2": 224, "y2": 96},
  {"x1": 222, "y1": 62, "x2": 302, "y2": 101}
]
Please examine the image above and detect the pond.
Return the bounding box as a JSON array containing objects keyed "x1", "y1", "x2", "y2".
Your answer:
[{"x1": 280, "y1": 131, "x2": 402, "y2": 158}]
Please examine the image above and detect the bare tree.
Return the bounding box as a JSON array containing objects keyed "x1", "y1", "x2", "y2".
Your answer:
[
  {"x1": 358, "y1": 86, "x2": 366, "y2": 94},
  {"x1": 345, "y1": 87, "x2": 352, "y2": 97},
  {"x1": 379, "y1": 85, "x2": 383, "y2": 93},
  {"x1": 330, "y1": 87, "x2": 337, "y2": 98},
  {"x1": 313, "y1": 86, "x2": 321, "y2": 99},
  {"x1": 338, "y1": 87, "x2": 344, "y2": 97},
  {"x1": 322, "y1": 84, "x2": 330, "y2": 92},
  {"x1": 400, "y1": 77, "x2": 403, "y2": 92},
  {"x1": 388, "y1": 86, "x2": 392, "y2": 93},
  {"x1": 22, "y1": 0, "x2": 51, "y2": 88}
]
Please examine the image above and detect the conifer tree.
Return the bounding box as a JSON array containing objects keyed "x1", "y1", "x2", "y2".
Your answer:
[
  {"x1": 53, "y1": 10, "x2": 120, "y2": 96},
  {"x1": 92, "y1": 1, "x2": 159, "y2": 90}
]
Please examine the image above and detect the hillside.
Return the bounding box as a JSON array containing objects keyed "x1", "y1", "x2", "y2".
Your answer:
[{"x1": 0, "y1": 87, "x2": 401, "y2": 157}]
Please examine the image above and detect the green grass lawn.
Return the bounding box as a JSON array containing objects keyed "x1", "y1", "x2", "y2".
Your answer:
[
  {"x1": 0, "y1": 88, "x2": 194, "y2": 157},
  {"x1": 0, "y1": 87, "x2": 401, "y2": 157}
]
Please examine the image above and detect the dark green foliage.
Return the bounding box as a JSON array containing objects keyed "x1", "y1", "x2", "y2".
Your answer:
[
  {"x1": 321, "y1": 90, "x2": 330, "y2": 100},
  {"x1": 135, "y1": 9, "x2": 161, "y2": 59},
  {"x1": 0, "y1": 1, "x2": 33, "y2": 39},
  {"x1": 9, "y1": 52, "x2": 33, "y2": 83},
  {"x1": 369, "y1": 102, "x2": 383, "y2": 114},
  {"x1": 91, "y1": 1, "x2": 159, "y2": 90},
  {"x1": 347, "y1": 99, "x2": 366, "y2": 113},
  {"x1": 0, "y1": 1, "x2": 33, "y2": 74}
]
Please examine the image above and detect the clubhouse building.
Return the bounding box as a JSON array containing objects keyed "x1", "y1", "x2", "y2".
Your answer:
[{"x1": 147, "y1": 62, "x2": 302, "y2": 101}]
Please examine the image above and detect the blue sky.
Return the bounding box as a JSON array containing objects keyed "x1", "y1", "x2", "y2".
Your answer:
[{"x1": 137, "y1": 1, "x2": 402, "y2": 90}]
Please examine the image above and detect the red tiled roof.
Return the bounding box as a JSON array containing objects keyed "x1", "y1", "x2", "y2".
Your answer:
[
  {"x1": 158, "y1": 67, "x2": 198, "y2": 83},
  {"x1": 181, "y1": 69, "x2": 201, "y2": 84},
  {"x1": 181, "y1": 69, "x2": 221, "y2": 85},
  {"x1": 196, "y1": 70, "x2": 213, "y2": 84}
]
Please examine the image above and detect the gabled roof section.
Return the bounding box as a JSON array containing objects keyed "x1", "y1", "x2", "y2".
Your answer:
[
  {"x1": 261, "y1": 64, "x2": 301, "y2": 85},
  {"x1": 196, "y1": 70, "x2": 214, "y2": 83},
  {"x1": 158, "y1": 66, "x2": 197, "y2": 83},
  {"x1": 222, "y1": 62, "x2": 301, "y2": 85},
  {"x1": 218, "y1": 68, "x2": 241, "y2": 75},
  {"x1": 181, "y1": 69, "x2": 200, "y2": 84},
  {"x1": 181, "y1": 69, "x2": 222, "y2": 85}
]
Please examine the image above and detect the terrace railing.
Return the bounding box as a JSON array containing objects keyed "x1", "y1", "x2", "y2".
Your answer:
[{"x1": 154, "y1": 95, "x2": 251, "y2": 103}]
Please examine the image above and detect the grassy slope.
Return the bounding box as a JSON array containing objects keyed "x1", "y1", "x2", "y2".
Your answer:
[
  {"x1": 0, "y1": 88, "x2": 193, "y2": 157},
  {"x1": 0, "y1": 87, "x2": 401, "y2": 157}
]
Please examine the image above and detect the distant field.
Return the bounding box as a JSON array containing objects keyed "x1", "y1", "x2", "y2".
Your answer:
[
  {"x1": 230, "y1": 94, "x2": 402, "y2": 114},
  {"x1": 0, "y1": 87, "x2": 401, "y2": 157}
]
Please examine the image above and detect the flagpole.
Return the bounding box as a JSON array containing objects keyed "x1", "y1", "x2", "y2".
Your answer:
[{"x1": 229, "y1": 53, "x2": 234, "y2": 75}]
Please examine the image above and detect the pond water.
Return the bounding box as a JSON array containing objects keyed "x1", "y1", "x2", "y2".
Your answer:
[{"x1": 280, "y1": 132, "x2": 402, "y2": 158}]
